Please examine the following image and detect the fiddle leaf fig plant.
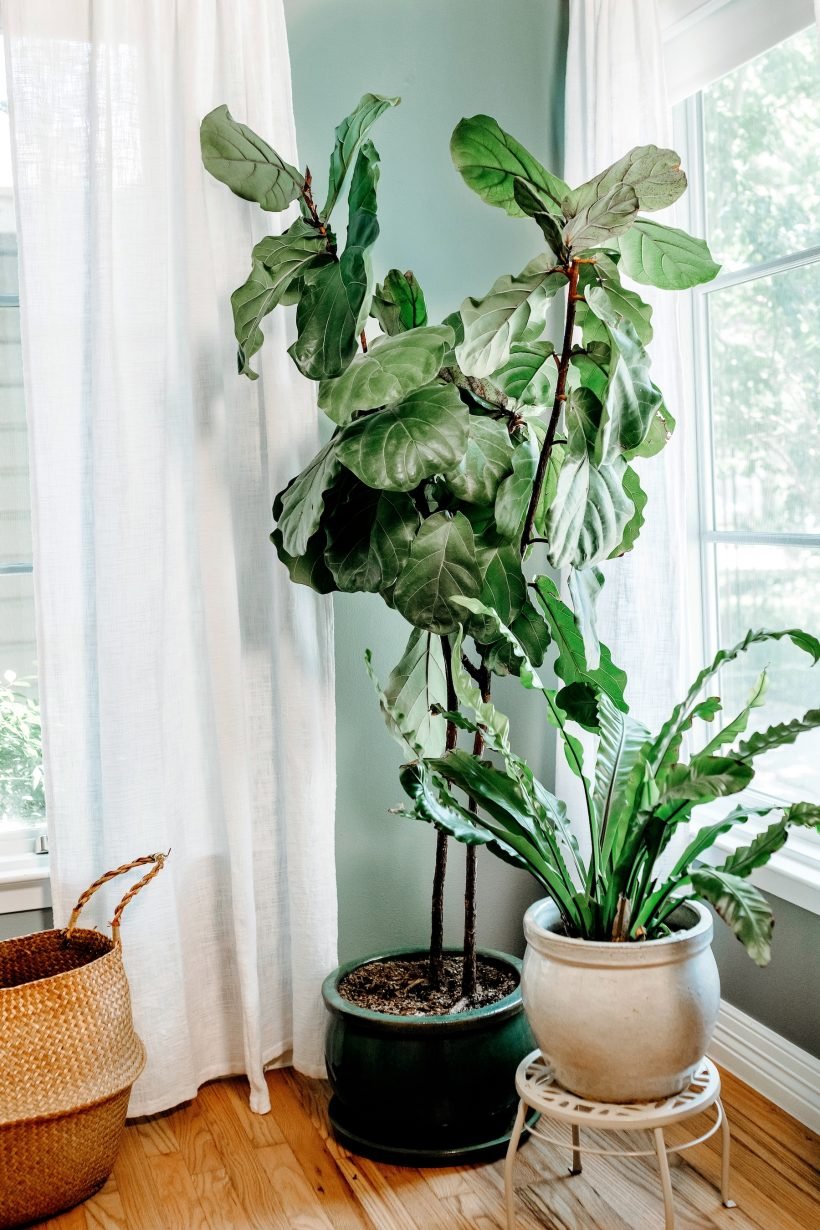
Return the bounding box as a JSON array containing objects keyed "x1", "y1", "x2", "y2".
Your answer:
[
  {"x1": 399, "y1": 624, "x2": 820, "y2": 967},
  {"x1": 201, "y1": 93, "x2": 719, "y2": 1004}
]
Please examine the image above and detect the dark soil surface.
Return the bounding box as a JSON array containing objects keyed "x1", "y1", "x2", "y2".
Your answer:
[{"x1": 338, "y1": 955, "x2": 517, "y2": 1016}]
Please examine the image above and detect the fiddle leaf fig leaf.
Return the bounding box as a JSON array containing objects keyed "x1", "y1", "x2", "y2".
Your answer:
[
  {"x1": 615, "y1": 219, "x2": 720, "y2": 290},
  {"x1": 457, "y1": 261, "x2": 566, "y2": 377},
  {"x1": 689, "y1": 868, "x2": 773, "y2": 966},
  {"x1": 546, "y1": 449, "x2": 634, "y2": 569},
  {"x1": 579, "y1": 145, "x2": 687, "y2": 215},
  {"x1": 586, "y1": 288, "x2": 663, "y2": 460},
  {"x1": 494, "y1": 429, "x2": 539, "y2": 539},
  {"x1": 371, "y1": 269, "x2": 428, "y2": 335},
  {"x1": 563, "y1": 182, "x2": 639, "y2": 250},
  {"x1": 513, "y1": 178, "x2": 568, "y2": 255},
  {"x1": 317, "y1": 325, "x2": 454, "y2": 424},
  {"x1": 322, "y1": 92, "x2": 400, "y2": 218},
  {"x1": 485, "y1": 598, "x2": 551, "y2": 677},
  {"x1": 567, "y1": 565, "x2": 604, "y2": 670},
  {"x1": 289, "y1": 143, "x2": 381, "y2": 379},
  {"x1": 627, "y1": 397, "x2": 675, "y2": 460},
  {"x1": 274, "y1": 439, "x2": 342, "y2": 557},
  {"x1": 288, "y1": 252, "x2": 368, "y2": 379},
  {"x1": 578, "y1": 275, "x2": 653, "y2": 346},
  {"x1": 336, "y1": 381, "x2": 469, "y2": 492},
  {"x1": 450, "y1": 114, "x2": 568, "y2": 217},
  {"x1": 233, "y1": 221, "x2": 333, "y2": 378},
  {"x1": 325, "y1": 485, "x2": 418, "y2": 593},
  {"x1": 200, "y1": 105, "x2": 304, "y2": 211},
  {"x1": 466, "y1": 534, "x2": 527, "y2": 641},
  {"x1": 393, "y1": 511, "x2": 480, "y2": 634},
  {"x1": 270, "y1": 526, "x2": 336, "y2": 594},
  {"x1": 383, "y1": 627, "x2": 447, "y2": 757},
  {"x1": 532, "y1": 575, "x2": 628, "y2": 712},
  {"x1": 445, "y1": 416, "x2": 514, "y2": 505},
  {"x1": 492, "y1": 341, "x2": 556, "y2": 407},
  {"x1": 610, "y1": 464, "x2": 647, "y2": 556}
]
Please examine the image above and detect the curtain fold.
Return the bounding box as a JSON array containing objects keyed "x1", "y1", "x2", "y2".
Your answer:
[
  {"x1": 4, "y1": 0, "x2": 337, "y2": 1116},
  {"x1": 563, "y1": 0, "x2": 688, "y2": 738}
]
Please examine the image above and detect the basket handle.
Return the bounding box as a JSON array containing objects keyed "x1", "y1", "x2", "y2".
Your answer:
[{"x1": 65, "y1": 851, "x2": 169, "y2": 944}]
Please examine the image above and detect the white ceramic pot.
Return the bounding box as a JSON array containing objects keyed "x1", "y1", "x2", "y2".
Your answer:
[{"x1": 521, "y1": 898, "x2": 720, "y2": 1102}]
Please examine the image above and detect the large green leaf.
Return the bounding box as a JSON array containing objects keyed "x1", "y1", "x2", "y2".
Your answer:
[
  {"x1": 610, "y1": 465, "x2": 647, "y2": 557},
  {"x1": 512, "y1": 178, "x2": 568, "y2": 255},
  {"x1": 494, "y1": 430, "x2": 539, "y2": 539},
  {"x1": 289, "y1": 143, "x2": 380, "y2": 380},
  {"x1": 689, "y1": 868, "x2": 773, "y2": 965},
  {"x1": 325, "y1": 485, "x2": 418, "y2": 593},
  {"x1": 467, "y1": 535, "x2": 527, "y2": 639},
  {"x1": 337, "y1": 381, "x2": 468, "y2": 492},
  {"x1": 736, "y1": 708, "x2": 820, "y2": 761},
  {"x1": 594, "y1": 693, "x2": 651, "y2": 859},
  {"x1": 200, "y1": 105, "x2": 303, "y2": 211},
  {"x1": 270, "y1": 527, "x2": 336, "y2": 594},
  {"x1": 317, "y1": 325, "x2": 453, "y2": 425},
  {"x1": 232, "y1": 221, "x2": 333, "y2": 378},
  {"x1": 700, "y1": 671, "x2": 768, "y2": 756},
  {"x1": 574, "y1": 145, "x2": 687, "y2": 215},
  {"x1": 567, "y1": 565, "x2": 604, "y2": 668},
  {"x1": 446, "y1": 416, "x2": 514, "y2": 505},
  {"x1": 456, "y1": 261, "x2": 566, "y2": 377},
  {"x1": 562, "y1": 182, "x2": 639, "y2": 250},
  {"x1": 578, "y1": 275, "x2": 653, "y2": 347},
  {"x1": 371, "y1": 269, "x2": 428, "y2": 335},
  {"x1": 485, "y1": 598, "x2": 551, "y2": 677},
  {"x1": 383, "y1": 628, "x2": 447, "y2": 756},
  {"x1": 450, "y1": 114, "x2": 568, "y2": 216},
  {"x1": 397, "y1": 762, "x2": 528, "y2": 870},
  {"x1": 585, "y1": 289, "x2": 662, "y2": 460},
  {"x1": 546, "y1": 448, "x2": 634, "y2": 569},
  {"x1": 719, "y1": 802, "x2": 820, "y2": 879},
  {"x1": 615, "y1": 219, "x2": 720, "y2": 290},
  {"x1": 658, "y1": 754, "x2": 754, "y2": 806},
  {"x1": 650, "y1": 628, "x2": 820, "y2": 777},
  {"x1": 393, "y1": 511, "x2": 480, "y2": 634},
  {"x1": 492, "y1": 342, "x2": 556, "y2": 408},
  {"x1": 532, "y1": 576, "x2": 628, "y2": 711},
  {"x1": 322, "y1": 92, "x2": 399, "y2": 217},
  {"x1": 274, "y1": 439, "x2": 341, "y2": 557}
]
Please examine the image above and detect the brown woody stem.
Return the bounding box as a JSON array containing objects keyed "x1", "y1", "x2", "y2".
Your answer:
[
  {"x1": 520, "y1": 260, "x2": 581, "y2": 555},
  {"x1": 461, "y1": 659, "x2": 490, "y2": 1000},
  {"x1": 430, "y1": 634, "x2": 459, "y2": 988}
]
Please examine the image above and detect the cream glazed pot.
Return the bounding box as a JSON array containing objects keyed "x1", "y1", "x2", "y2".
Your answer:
[{"x1": 521, "y1": 899, "x2": 720, "y2": 1103}]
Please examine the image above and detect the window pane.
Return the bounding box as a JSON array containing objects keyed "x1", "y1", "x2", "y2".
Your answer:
[
  {"x1": 715, "y1": 543, "x2": 820, "y2": 803},
  {"x1": 703, "y1": 26, "x2": 820, "y2": 271},
  {"x1": 709, "y1": 262, "x2": 820, "y2": 534}
]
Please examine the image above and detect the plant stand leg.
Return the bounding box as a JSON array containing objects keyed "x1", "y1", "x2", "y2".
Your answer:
[
  {"x1": 504, "y1": 1098, "x2": 527, "y2": 1230},
  {"x1": 653, "y1": 1127, "x2": 676, "y2": 1230},
  {"x1": 718, "y1": 1099, "x2": 737, "y2": 1208},
  {"x1": 570, "y1": 1123, "x2": 582, "y2": 1175}
]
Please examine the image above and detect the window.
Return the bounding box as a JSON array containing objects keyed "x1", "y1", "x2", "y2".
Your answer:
[
  {"x1": 677, "y1": 23, "x2": 820, "y2": 907},
  {"x1": 0, "y1": 35, "x2": 45, "y2": 851}
]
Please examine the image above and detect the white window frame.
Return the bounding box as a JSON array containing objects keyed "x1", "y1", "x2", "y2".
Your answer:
[{"x1": 674, "y1": 33, "x2": 820, "y2": 915}]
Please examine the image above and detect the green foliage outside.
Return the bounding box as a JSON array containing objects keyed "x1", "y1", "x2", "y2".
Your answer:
[{"x1": 0, "y1": 672, "x2": 44, "y2": 823}]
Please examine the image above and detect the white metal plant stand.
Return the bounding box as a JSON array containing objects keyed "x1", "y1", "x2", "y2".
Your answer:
[{"x1": 505, "y1": 1051, "x2": 735, "y2": 1230}]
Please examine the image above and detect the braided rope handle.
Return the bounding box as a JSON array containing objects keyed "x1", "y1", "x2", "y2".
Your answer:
[{"x1": 65, "y1": 851, "x2": 169, "y2": 944}]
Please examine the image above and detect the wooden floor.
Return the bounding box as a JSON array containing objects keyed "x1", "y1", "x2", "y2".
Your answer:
[{"x1": 32, "y1": 1066, "x2": 819, "y2": 1230}]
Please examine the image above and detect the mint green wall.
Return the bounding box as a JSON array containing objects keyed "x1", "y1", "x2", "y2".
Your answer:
[{"x1": 283, "y1": 0, "x2": 568, "y2": 962}]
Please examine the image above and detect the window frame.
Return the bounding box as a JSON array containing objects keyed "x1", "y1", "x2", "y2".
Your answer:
[{"x1": 674, "y1": 46, "x2": 820, "y2": 915}]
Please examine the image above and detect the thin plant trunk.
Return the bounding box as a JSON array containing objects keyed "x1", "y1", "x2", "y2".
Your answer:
[
  {"x1": 430, "y1": 634, "x2": 459, "y2": 988},
  {"x1": 461, "y1": 660, "x2": 490, "y2": 1000}
]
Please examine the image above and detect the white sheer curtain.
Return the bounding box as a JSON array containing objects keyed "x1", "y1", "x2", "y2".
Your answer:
[
  {"x1": 4, "y1": 0, "x2": 337, "y2": 1115},
  {"x1": 563, "y1": 0, "x2": 688, "y2": 740}
]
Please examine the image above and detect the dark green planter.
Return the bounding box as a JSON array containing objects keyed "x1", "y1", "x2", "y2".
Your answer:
[{"x1": 322, "y1": 947, "x2": 537, "y2": 1166}]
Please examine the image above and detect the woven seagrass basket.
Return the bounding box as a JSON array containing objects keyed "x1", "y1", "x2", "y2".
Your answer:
[{"x1": 0, "y1": 853, "x2": 167, "y2": 1228}]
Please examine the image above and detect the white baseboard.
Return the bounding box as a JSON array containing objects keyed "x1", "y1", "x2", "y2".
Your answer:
[{"x1": 708, "y1": 999, "x2": 820, "y2": 1135}]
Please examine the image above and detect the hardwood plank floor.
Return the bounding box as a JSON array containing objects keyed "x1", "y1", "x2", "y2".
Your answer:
[{"x1": 30, "y1": 1066, "x2": 819, "y2": 1230}]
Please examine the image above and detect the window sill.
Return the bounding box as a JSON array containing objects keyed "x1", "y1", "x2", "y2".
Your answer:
[
  {"x1": 0, "y1": 852, "x2": 51, "y2": 914},
  {"x1": 690, "y1": 799, "x2": 820, "y2": 917}
]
